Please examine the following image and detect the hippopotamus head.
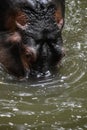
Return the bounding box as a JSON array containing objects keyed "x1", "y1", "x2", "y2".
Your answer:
[
  {"x1": 0, "y1": 0, "x2": 65, "y2": 78},
  {"x1": 15, "y1": 0, "x2": 65, "y2": 77}
]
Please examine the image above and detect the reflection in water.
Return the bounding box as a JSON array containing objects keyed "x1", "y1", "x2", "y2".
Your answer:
[{"x1": 0, "y1": 0, "x2": 87, "y2": 130}]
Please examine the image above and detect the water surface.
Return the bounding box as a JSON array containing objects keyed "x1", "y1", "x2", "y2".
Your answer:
[{"x1": 0, "y1": 0, "x2": 87, "y2": 130}]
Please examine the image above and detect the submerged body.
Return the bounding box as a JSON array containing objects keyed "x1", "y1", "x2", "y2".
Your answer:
[{"x1": 0, "y1": 0, "x2": 65, "y2": 78}]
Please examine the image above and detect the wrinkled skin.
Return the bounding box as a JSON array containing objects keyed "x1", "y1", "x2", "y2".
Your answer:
[{"x1": 0, "y1": 0, "x2": 65, "y2": 78}]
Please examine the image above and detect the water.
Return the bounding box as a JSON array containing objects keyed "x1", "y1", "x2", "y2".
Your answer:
[{"x1": 0, "y1": 0, "x2": 87, "y2": 129}]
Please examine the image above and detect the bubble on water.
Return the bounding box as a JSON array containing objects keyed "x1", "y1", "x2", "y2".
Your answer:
[
  {"x1": 32, "y1": 97, "x2": 38, "y2": 100},
  {"x1": 9, "y1": 122, "x2": 14, "y2": 126},
  {"x1": 61, "y1": 76, "x2": 67, "y2": 80},
  {"x1": 41, "y1": 111, "x2": 44, "y2": 114},
  {"x1": 41, "y1": 84, "x2": 45, "y2": 87},
  {"x1": 24, "y1": 123, "x2": 28, "y2": 126},
  {"x1": 0, "y1": 113, "x2": 11, "y2": 117},
  {"x1": 77, "y1": 116, "x2": 82, "y2": 119},
  {"x1": 15, "y1": 93, "x2": 32, "y2": 97},
  {"x1": 41, "y1": 120, "x2": 45, "y2": 124},
  {"x1": 13, "y1": 108, "x2": 19, "y2": 112}
]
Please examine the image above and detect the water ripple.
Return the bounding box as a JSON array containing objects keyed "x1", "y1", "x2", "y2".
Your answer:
[{"x1": 0, "y1": 0, "x2": 87, "y2": 129}]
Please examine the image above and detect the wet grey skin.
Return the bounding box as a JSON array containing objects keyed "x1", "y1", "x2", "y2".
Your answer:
[
  {"x1": 16, "y1": 0, "x2": 65, "y2": 77},
  {"x1": 0, "y1": 0, "x2": 65, "y2": 78}
]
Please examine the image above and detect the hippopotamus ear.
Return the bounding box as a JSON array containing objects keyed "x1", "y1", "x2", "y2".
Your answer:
[
  {"x1": 54, "y1": 0, "x2": 65, "y2": 30},
  {"x1": 0, "y1": 0, "x2": 28, "y2": 31}
]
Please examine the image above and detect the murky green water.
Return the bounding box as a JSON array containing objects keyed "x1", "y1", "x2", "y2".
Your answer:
[{"x1": 0, "y1": 0, "x2": 87, "y2": 130}]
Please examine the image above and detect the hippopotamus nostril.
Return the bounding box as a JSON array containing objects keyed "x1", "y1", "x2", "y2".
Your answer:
[{"x1": 25, "y1": 53, "x2": 32, "y2": 59}]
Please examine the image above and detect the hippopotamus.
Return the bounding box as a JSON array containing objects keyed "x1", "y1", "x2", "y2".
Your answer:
[{"x1": 0, "y1": 0, "x2": 65, "y2": 78}]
